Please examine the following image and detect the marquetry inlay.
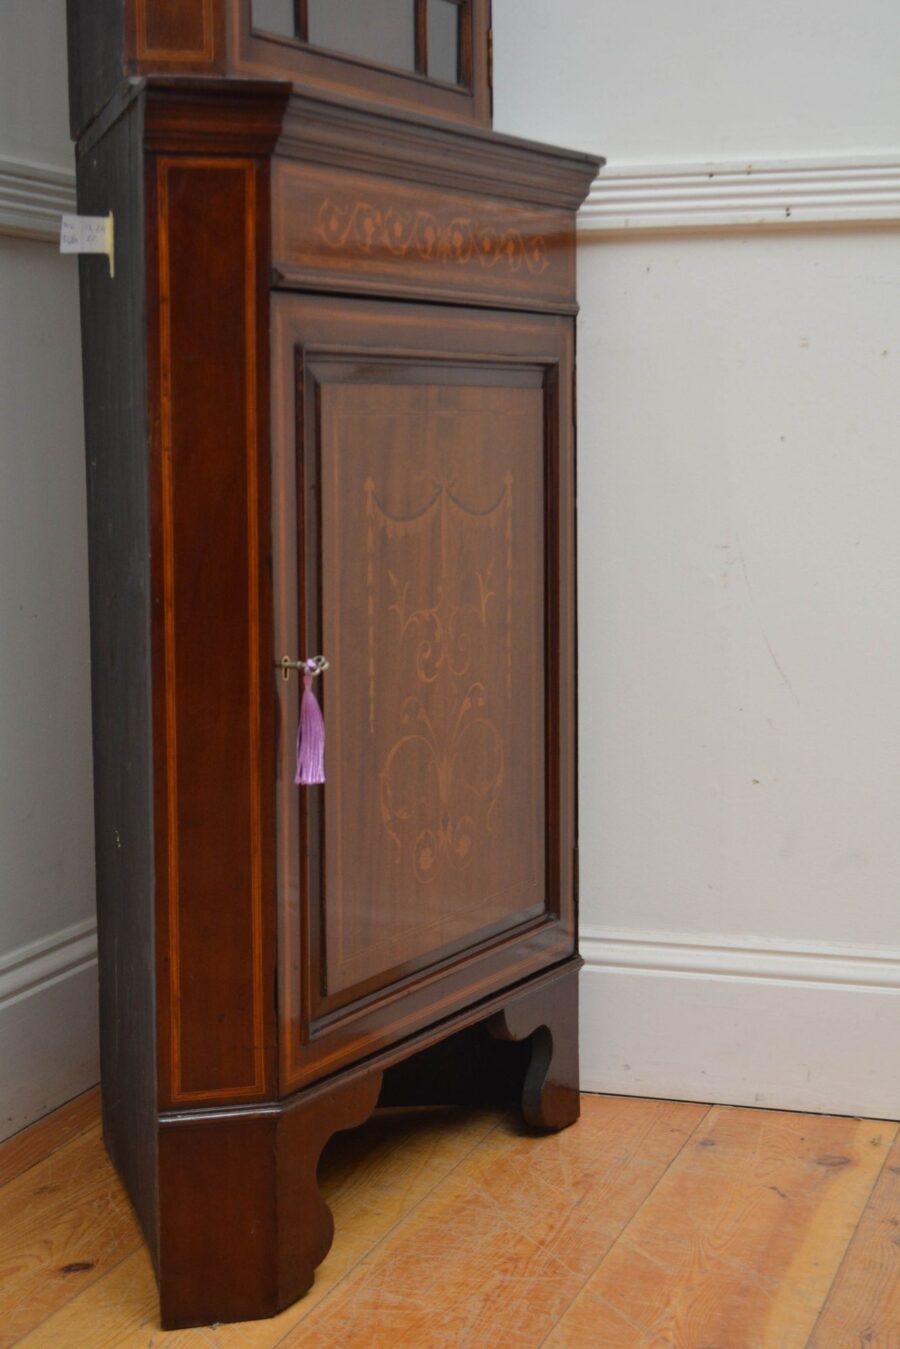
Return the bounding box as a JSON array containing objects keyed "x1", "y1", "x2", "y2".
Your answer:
[
  {"x1": 366, "y1": 472, "x2": 513, "y2": 884},
  {"x1": 316, "y1": 197, "x2": 550, "y2": 274}
]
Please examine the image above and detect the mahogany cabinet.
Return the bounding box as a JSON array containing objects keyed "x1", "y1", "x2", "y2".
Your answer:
[{"x1": 67, "y1": 0, "x2": 601, "y2": 1329}]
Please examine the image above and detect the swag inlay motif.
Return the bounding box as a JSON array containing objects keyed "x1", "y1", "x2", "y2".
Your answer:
[
  {"x1": 317, "y1": 197, "x2": 549, "y2": 274},
  {"x1": 366, "y1": 472, "x2": 513, "y2": 884}
]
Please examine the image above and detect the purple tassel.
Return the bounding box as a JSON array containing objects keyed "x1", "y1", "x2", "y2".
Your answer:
[{"x1": 295, "y1": 672, "x2": 325, "y2": 785}]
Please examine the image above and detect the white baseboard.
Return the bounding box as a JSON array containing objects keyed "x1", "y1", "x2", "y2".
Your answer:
[
  {"x1": 578, "y1": 154, "x2": 900, "y2": 234},
  {"x1": 580, "y1": 927, "x2": 900, "y2": 1120},
  {"x1": 0, "y1": 155, "x2": 76, "y2": 243},
  {"x1": 0, "y1": 919, "x2": 99, "y2": 1142},
  {"x1": 7, "y1": 152, "x2": 898, "y2": 244},
  {"x1": 0, "y1": 915, "x2": 895, "y2": 1131}
]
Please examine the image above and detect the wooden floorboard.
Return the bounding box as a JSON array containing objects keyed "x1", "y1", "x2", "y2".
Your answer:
[
  {"x1": 1, "y1": 1092, "x2": 897, "y2": 1348},
  {"x1": 542, "y1": 1105, "x2": 898, "y2": 1349},
  {"x1": 0, "y1": 1089, "x2": 100, "y2": 1189},
  {"x1": 807, "y1": 1129, "x2": 900, "y2": 1349},
  {"x1": 0, "y1": 1122, "x2": 143, "y2": 1347},
  {"x1": 278, "y1": 1095, "x2": 708, "y2": 1349},
  {"x1": 12, "y1": 1106, "x2": 500, "y2": 1348}
]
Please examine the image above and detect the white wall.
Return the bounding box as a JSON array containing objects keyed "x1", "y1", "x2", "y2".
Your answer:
[
  {"x1": 495, "y1": 1, "x2": 900, "y2": 1118},
  {"x1": 0, "y1": 0, "x2": 73, "y2": 173},
  {"x1": 494, "y1": 0, "x2": 900, "y2": 163},
  {"x1": 0, "y1": 0, "x2": 98, "y2": 1140}
]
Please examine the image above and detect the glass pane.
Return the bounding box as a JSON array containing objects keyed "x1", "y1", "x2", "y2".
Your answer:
[
  {"x1": 427, "y1": 0, "x2": 460, "y2": 84},
  {"x1": 307, "y1": 0, "x2": 416, "y2": 72},
  {"x1": 251, "y1": 0, "x2": 296, "y2": 38}
]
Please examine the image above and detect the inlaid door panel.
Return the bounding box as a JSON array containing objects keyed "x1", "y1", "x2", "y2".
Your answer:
[
  {"x1": 322, "y1": 373, "x2": 546, "y2": 996},
  {"x1": 272, "y1": 296, "x2": 576, "y2": 1091}
]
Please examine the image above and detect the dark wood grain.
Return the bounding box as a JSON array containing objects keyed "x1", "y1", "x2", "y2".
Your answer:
[
  {"x1": 145, "y1": 84, "x2": 287, "y2": 1108},
  {"x1": 143, "y1": 76, "x2": 292, "y2": 155},
  {"x1": 276, "y1": 89, "x2": 602, "y2": 211},
  {"x1": 275, "y1": 1070, "x2": 384, "y2": 1309},
  {"x1": 273, "y1": 159, "x2": 576, "y2": 312},
  {"x1": 132, "y1": 0, "x2": 215, "y2": 59},
  {"x1": 67, "y1": 13, "x2": 598, "y2": 1325},
  {"x1": 66, "y1": 0, "x2": 127, "y2": 137},
  {"x1": 127, "y1": 0, "x2": 226, "y2": 75},
  {"x1": 271, "y1": 294, "x2": 577, "y2": 1094},
  {"x1": 149, "y1": 156, "x2": 270, "y2": 1105},
  {"x1": 488, "y1": 961, "x2": 581, "y2": 1130},
  {"x1": 157, "y1": 1067, "x2": 382, "y2": 1328},
  {"x1": 156, "y1": 960, "x2": 578, "y2": 1327},
  {"x1": 73, "y1": 91, "x2": 159, "y2": 1268},
  {"x1": 294, "y1": 0, "x2": 309, "y2": 42},
  {"x1": 317, "y1": 369, "x2": 546, "y2": 1002},
  {"x1": 157, "y1": 1110, "x2": 279, "y2": 1328},
  {"x1": 232, "y1": 0, "x2": 491, "y2": 126}
]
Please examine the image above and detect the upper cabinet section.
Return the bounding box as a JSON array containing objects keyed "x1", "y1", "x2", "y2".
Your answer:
[
  {"x1": 238, "y1": 0, "x2": 490, "y2": 123},
  {"x1": 67, "y1": 0, "x2": 492, "y2": 137}
]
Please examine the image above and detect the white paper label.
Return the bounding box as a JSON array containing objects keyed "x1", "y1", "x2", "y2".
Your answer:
[
  {"x1": 60, "y1": 213, "x2": 114, "y2": 277},
  {"x1": 60, "y1": 214, "x2": 112, "y2": 255}
]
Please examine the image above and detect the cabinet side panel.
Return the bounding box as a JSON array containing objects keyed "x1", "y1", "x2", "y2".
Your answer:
[
  {"x1": 75, "y1": 99, "x2": 159, "y2": 1259},
  {"x1": 128, "y1": 0, "x2": 227, "y2": 75},
  {"x1": 147, "y1": 151, "x2": 277, "y2": 1108},
  {"x1": 66, "y1": 0, "x2": 229, "y2": 138},
  {"x1": 67, "y1": 0, "x2": 127, "y2": 137}
]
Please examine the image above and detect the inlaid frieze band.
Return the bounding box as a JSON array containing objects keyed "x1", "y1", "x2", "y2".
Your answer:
[
  {"x1": 316, "y1": 197, "x2": 549, "y2": 274},
  {"x1": 272, "y1": 161, "x2": 577, "y2": 310}
]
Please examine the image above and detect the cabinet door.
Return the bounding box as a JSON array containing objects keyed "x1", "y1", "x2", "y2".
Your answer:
[{"x1": 272, "y1": 296, "x2": 576, "y2": 1091}]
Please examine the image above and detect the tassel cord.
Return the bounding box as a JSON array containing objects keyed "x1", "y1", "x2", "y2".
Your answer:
[{"x1": 295, "y1": 668, "x2": 326, "y2": 786}]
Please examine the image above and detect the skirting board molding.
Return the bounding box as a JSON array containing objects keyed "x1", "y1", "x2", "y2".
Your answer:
[
  {"x1": 580, "y1": 927, "x2": 900, "y2": 1120},
  {"x1": 0, "y1": 155, "x2": 76, "y2": 243},
  {"x1": 0, "y1": 920, "x2": 99, "y2": 1142},
  {"x1": 578, "y1": 155, "x2": 900, "y2": 234},
  {"x1": 6, "y1": 153, "x2": 899, "y2": 242}
]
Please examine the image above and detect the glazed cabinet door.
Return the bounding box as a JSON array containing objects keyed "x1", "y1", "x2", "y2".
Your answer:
[{"x1": 272, "y1": 296, "x2": 576, "y2": 1091}]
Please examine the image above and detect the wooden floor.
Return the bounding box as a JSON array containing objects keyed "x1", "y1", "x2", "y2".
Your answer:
[{"x1": 1, "y1": 1090, "x2": 898, "y2": 1347}]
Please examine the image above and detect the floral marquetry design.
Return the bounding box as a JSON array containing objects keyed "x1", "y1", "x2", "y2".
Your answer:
[
  {"x1": 316, "y1": 197, "x2": 550, "y2": 274},
  {"x1": 318, "y1": 363, "x2": 548, "y2": 999},
  {"x1": 380, "y1": 685, "x2": 504, "y2": 884},
  {"x1": 366, "y1": 473, "x2": 513, "y2": 885}
]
